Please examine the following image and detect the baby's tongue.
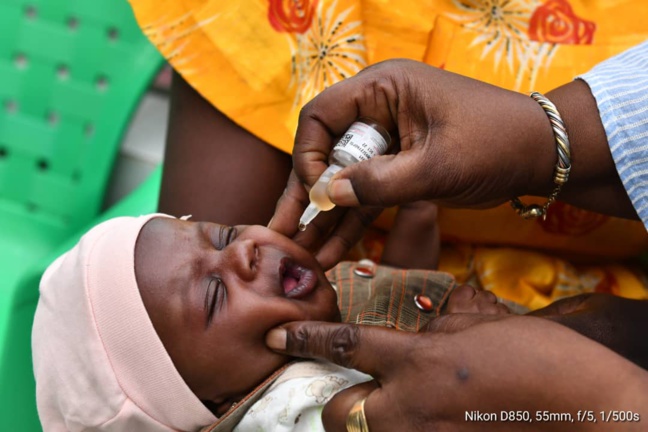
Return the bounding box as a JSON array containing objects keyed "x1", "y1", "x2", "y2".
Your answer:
[{"x1": 283, "y1": 275, "x2": 299, "y2": 294}]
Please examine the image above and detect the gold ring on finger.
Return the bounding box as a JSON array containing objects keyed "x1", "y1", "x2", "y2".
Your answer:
[{"x1": 346, "y1": 397, "x2": 369, "y2": 432}]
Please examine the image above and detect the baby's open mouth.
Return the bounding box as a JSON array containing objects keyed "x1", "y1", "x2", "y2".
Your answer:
[{"x1": 280, "y1": 258, "x2": 317, "y2": 299}]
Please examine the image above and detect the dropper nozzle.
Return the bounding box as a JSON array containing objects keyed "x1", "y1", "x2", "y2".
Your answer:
[{"x1": 298, "y1": 203, "x2": 321, "y2": 231}]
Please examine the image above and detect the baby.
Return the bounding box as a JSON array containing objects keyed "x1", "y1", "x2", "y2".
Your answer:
[{"x1": 32, "y1": 213, "x2": 507, "y2": 432}]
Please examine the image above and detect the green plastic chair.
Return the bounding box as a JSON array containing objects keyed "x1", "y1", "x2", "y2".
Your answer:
[
  {"x1": 2, "y1": 166, "x2": 161, "y2": 431},
  {"x1": 0, "y1": 0, "x2": 162, "y2": 429}
]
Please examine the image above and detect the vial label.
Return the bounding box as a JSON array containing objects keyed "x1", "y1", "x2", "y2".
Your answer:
[{"x1": 333, "y1": 121, "x2": 389, "y2": 162}]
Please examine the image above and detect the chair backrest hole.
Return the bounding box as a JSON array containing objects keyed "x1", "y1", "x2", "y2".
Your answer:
[
  {"x1": 36, "y1": 158, "x2": 49, "y2": 171},
  {"x1": 14, "y1": 53, "x2": 28, "y2": 69},
  {"x1": 26, "y1": 202, "x2": 38, "y2": 212},
  {"x1": 96, "y1": 75, "x2": 109, "y2": 91},
  {"x1": 84, "y1": 122, "x2": 95, "y2": 137},
  {"x1": 56, "y1": 64, "x2": 70, "y2": 80},
  {"x1": 107, "y1": 27, "x2": 119, "y2": 41},
  {"x1": 72, "y1": 170, "x2": 82, "y2": 182},
  {"x1": 0, "y1": 147, "x2": 8, "y2": 158},
  {"x1": 25, "y1": 5, "x2": 38, "y2": 19},
  {"x1": 67, "y1": 16, "x2": 79, "y2": 31},
  {"x1": 4, "y1": 99, "x2": 18, "y2": 114},
  {"x1": 47, "y1": 111, "x2": 60, "y2": 126}
]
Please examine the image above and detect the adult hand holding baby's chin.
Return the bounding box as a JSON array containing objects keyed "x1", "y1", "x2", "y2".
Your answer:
[{"x1": 266, "y1": 315, "x2": 648, "y2": 432}]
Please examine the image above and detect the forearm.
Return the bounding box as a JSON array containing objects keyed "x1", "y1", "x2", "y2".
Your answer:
[
  {"x1": 522, "y1": 78, "x2": 636, "y2": 219},
  {"x1": 544, "y1": 81, "x2": 637, "y2": 218},
  {"x1": 530, "y1": 295, "x2": 648, "y2": 370},
  {"x1": 161, "y1": 72, "x2": 292, "y2": 225},
  {"x1": 528, "y1": 41, "x2": 648, "y2": 221}
]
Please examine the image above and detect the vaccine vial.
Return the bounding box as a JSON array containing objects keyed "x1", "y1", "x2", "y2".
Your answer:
[{"x1": 298, "y1": 118, "x2": 391, "y2": 231}]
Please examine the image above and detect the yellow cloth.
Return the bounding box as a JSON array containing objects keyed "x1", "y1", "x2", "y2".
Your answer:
[
  {"x1": 439, "y1": 243, "x2": 648, "y2": 309},
  {"x1": 129, "y1": 0, "x2": 648, "y2": 308}
]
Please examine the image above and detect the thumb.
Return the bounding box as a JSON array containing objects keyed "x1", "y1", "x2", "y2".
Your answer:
[
  {"x1": 265, "y1": 321, "x2": 410, "y2": 378},
  {"x1": 327, "y1": 151, "x2": 433, "y2": 207}
]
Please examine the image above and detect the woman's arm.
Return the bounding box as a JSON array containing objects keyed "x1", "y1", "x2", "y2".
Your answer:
[
  {"x1": 542, "y1": 80, "x2": 637, "y2": 218},
  {"x1": 160, "y1": 72, "x2": 292, "y2": 225},
  {"x1": 530, "y1": 294, "x2": 648, "y2": 370}
]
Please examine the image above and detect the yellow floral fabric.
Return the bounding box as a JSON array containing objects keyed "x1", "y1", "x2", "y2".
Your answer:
[
  {"x1": 129, "y1": 0, "x2": 648, "y2": 308},
  {"x1": 131, "y1": 0, "x2": 648, "y2": 152}
]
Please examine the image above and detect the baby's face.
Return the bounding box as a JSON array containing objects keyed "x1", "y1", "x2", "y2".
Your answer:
[{"x1": 134, "y1": 218, "x2": 339, "y2": 414}]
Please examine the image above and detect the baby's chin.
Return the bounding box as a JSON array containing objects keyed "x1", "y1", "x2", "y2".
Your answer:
[{"x1": 313, "y1": 279, "x2": 342, "y2": 323}]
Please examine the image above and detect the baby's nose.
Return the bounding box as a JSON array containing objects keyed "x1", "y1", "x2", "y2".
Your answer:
[{"x1": 228, "y1": 238, "x2": 257, "y2": 280}]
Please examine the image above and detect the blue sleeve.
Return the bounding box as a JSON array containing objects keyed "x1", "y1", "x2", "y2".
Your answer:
[{"x1": 577, "y1": 40, "x2": 648, "y2": 229}]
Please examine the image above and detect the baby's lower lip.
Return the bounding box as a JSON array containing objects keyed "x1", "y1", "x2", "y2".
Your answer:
[{"x1": 281, "y1": 259, "x2": 317, "y2": 299}]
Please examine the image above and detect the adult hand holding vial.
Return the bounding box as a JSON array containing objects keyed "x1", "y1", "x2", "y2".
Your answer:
[{"x1": 298, "y1": 118, "x2": 391, "y2": 231}]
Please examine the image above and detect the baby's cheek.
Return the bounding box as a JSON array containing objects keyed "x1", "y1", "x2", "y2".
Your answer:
[{"x1": 260, "y1": 300, "x2": 311, "y2": 327}]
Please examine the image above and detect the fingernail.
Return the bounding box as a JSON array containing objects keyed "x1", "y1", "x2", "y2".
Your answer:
[
  {"x1": 266, "y1": 328, "x2": 287, "y2": 351},
  {"x1": 328, "y1": 179, "x2": 360, "y2": 206},
  {"x1": 266, "y1": 216, "x2": 274, "y2": 229}
]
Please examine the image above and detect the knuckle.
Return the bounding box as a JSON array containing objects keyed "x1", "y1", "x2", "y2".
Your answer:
[
  {"x1": 368, "y1": 74, "x2": 393, "y2": 96},
  {"x1": 424, "y1": 314, "x2": 465, "y2": 334},
  {"x1": 351, "y1": 173, "x2": 388, "y2": 208},
  {"x1": 329, "y1": 325, "x2": 361, "y2": 368},
  {"x1": 282, "y1": 184, "x2": 309, "y2": 208},
  {"x1": 289, "y1": 324, "x2": 314, "y2": 356},
  {"x1": 330, "y1": 234, "x2": 354, "y2": 254},
  {"x1": 287, "y1": 324, "x2": 362, "y2": 367}
]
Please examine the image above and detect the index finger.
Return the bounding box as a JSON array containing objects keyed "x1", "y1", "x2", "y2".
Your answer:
[
  {"x1": 268, "y1": 170, "x2": 309, "y2": 238},
  {"x1": 268, "y1": 171, "x2": 354, "y2": 264},
  {"x1": 265, "y1": 321, "x2": 411, "y2": 378}
]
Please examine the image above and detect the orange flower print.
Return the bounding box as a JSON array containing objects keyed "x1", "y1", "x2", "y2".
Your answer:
[
  {"x1": 537, "y1": 201, "x2": 608, "y2": 236},
  {"x1": 268, "y1": 0, "x2": 318, "y2": 34},
  {"x1": 528, "y1": 0, "x2": 596, "y2": 45}
]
